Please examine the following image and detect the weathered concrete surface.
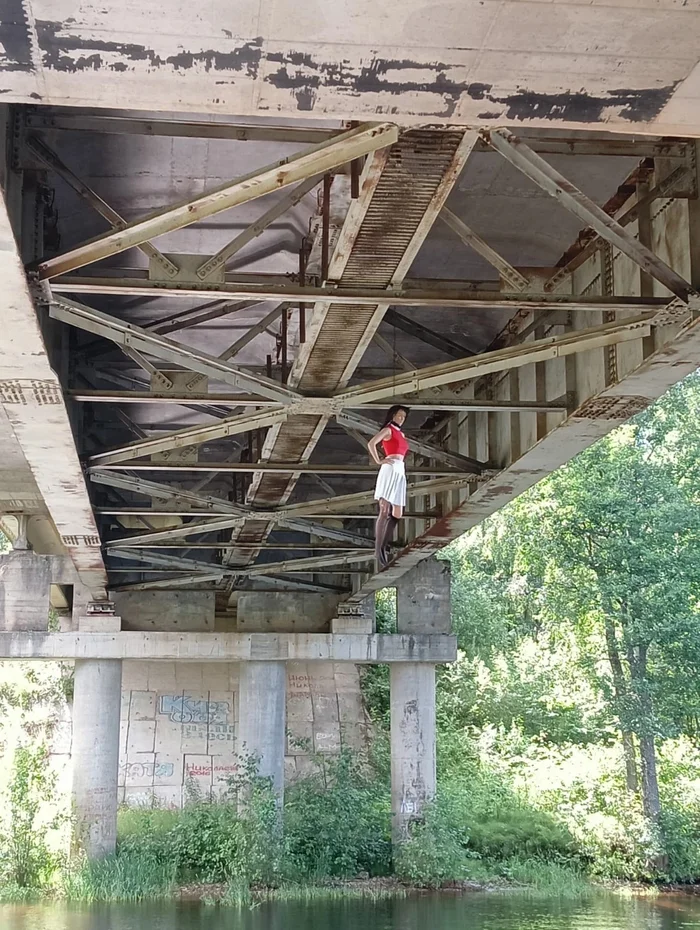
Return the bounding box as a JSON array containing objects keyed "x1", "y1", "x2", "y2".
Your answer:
[
  {"x1": 0, "y1": 183, "x2": 106, "y2": 596},
  {"x1": 397, "y1": 558, "x2": 452, "y2": 634},
  {"x1": 0, "y1": 549, "x2": 52, "y2": 631},
  {"x1": 72, "y1": 659, "x2": 123, "y2": 858},
  {"x1": 238, "y1": 661, "x2": 286, "y2": 798},
  {"x1": 0, "y1": 631, "x2": 458, "y2": 663},
  {"x1": 112, "y1": 590, "x2": 215, "y2": 632},
  {"x1": 237, "y1": 591, "x2": 339, "y2": 632},
  {"x1": 390, "y1": 663, "x2": 436, "y2": 843},
  {"x1": 2, "y1": 3, "x2": 700, "y2": 135}
]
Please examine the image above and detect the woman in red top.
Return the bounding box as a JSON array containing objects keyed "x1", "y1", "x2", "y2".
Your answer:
[{"x1": 367, "y1": 405, "x2": 410, "y2": 569}]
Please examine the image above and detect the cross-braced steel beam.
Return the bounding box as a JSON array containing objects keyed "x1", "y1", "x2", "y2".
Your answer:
[
  {"x1": 88, "y1": 408, "x2": 289, "y2": 466},
  {"x1": 335, "y1": 314, "x2": 654, "y2": 406},
  {"x1": 36, "y1": 122, "x2": 399, "y2": 279},
  {"x1": 49, "y1": 297, "x2": 300, "y2": 404},
  {"x1": 484, "y1": 128, "x2": 699, "y2": 303}
]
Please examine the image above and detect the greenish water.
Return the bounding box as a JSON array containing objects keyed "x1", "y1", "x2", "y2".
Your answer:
[{"x1": 3, "y1": 893, "x2": 700, "y2": 930}]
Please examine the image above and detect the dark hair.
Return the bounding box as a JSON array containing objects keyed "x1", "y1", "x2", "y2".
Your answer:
[{"x1": 382, "y1": 405, "x2": 410, "y2": 428}]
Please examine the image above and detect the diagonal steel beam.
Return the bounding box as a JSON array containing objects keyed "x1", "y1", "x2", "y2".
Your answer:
[
  {"x1": 108, "y1": 512, "x2": 371, "y2": 548},
  {"x1": 36, "y1": 122, "x2": 399, "y2": 279},
  {"x1": 335, "y1": 314, "x2": 654, "y2": 406},
  {"x1": 49, "y1": 296, "x2": 300, "y2": 404},
  {"x1": 107, "y1": 547, "x2": 373, "y2": 577},
  {"x1": 484, "y1": 129, "x2": 698, "y2": 303},
  {"x1": 372, "y1": 331, "x2": 415, "y2": 372},
  {"x1": 88, "y1": 470, "x2": 245, "y2": 514},
  {"x1": 219, "y1": 303, "x2": 286, "y2": 360},
  {"x1": 383, "y1": 308, "x2": 476, "y2": 359},
  {"x1": 25, "y1": 134, "x2": 179, "y2": 278},
  {"x1": 88, "y1": 408, "x2": 289, "y2": 466},
  {"x1": 335, "y1": 411, "x2": 484, "y2": 473},
  {"x1": 196, "y1": 178, "x2": 322, "y2": 279},
  {"x1": 440, "y1": 207, "x2": 529, "y2": 291}
]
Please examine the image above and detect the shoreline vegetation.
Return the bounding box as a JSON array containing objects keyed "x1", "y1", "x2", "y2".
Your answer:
[{"x1": 4, "y1": 374, "x2": 700, "y2": 907}]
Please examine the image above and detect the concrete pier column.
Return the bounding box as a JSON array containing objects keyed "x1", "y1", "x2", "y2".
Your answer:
[
  {"x1": 390, "y1": 663, "x2": 437, "y2": 843},
  {"x1": 237, "y1": 661, "x2": 287, "y2": 799},
  {"x1": 71, "y1": 658, "x2": 123, "y2": 858}
]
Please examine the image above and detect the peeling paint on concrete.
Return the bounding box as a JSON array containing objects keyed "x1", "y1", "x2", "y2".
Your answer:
[
  {"x1": 0, "y1": 0, "x2": 34, "y2": 71},
  {"x1": 35, "y1": 21, "x2": 263, "y2": 76}
]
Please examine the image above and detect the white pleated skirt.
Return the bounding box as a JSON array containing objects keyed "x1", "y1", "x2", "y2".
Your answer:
[{"x1": 374, "y1": 458, "x2": 407, "y2": 508}]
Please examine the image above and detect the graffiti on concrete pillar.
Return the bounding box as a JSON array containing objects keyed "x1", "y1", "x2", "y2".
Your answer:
[
  {"x1": 120, "y1": 761, "x2": 175, "y2": 780},
  {"x1": 158, "y1": 694, "x2": 231, "y2": 724}
]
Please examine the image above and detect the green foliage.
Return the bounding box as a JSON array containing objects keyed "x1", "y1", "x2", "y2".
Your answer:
[
  {"x1": 284, "y1": 751, "x2": 392, "y2": 878},
  {"x1": 0, "y1": 745, "x2": 61, "y2": 889}
]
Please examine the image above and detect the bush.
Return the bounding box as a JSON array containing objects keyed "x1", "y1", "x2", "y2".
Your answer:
[
  {"x1": 395, "y1": 793, "x2": 471, "y2": 887},
  {"x1": 284, "y1": 751, "x2": 392, "y2": 879},
  {"x1": 0, "y1": 745, "x2": 61, "y2": 889}
]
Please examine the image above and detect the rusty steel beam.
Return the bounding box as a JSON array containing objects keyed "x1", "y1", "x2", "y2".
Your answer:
[
  {"x1": 36, "y1": 122, "x2": 399, "y2": 279},
  {"x1": 27, "y1": 112, "x2": 342, "y2": 144},
  {"x1": 485, "y1": 129, "x2": 698, "y2": 303}
]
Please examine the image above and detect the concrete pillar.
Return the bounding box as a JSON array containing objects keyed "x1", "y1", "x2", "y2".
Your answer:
[
  {"x1": 0, "y1": 549, "x2": 52, "y2": 631},
  {"x1": 390, "y1": 663, "x2": 437, "y2": 844},
  {"x1": 237, "y1": 661, "x2": 286, "y2": 799},
  {"x1": 71, "y1": 659, "x2": 123, "y2": 858}
]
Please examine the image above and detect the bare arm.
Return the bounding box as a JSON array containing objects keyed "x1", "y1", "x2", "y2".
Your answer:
[{"x1": 367, "y1": 426, "x2": 392, "y2": 466}]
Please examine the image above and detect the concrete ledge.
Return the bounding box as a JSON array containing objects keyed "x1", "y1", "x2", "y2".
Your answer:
[{"x1": 0, "y1": 632, "x2": 458, "y2": 664}]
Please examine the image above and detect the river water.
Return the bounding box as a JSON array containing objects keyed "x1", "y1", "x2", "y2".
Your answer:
[{"x1": 3, "y1": 892, "x2": 700, "y2": 930}]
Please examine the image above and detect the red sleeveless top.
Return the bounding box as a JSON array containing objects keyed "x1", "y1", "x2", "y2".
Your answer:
[{"x1": 381, "y1": 423, "x2": 409, "y2": 457}]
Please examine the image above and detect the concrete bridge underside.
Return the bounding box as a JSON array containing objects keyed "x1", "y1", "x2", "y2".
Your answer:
[{"x1": 2, "y1": 0, "x2": 700, "y2": 859}]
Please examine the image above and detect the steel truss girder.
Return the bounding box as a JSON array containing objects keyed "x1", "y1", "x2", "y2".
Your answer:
[
  {"x1": 484, "y1": 128, "x2": 699, "y2": 304},
  {"x1": 335, "y1": 314, "x2": 655, "y2": 406},
  {"x1": 49, "y1": 276, "x2": 670, "y2": 312},
  {"x1": 49, "y1": 296, "x2": 300, "y2": 404},
  {"x1": 106, "y1": 547, "x2": 373, "y2": 576},
  {"x1": 36, "y1": 122, "x2": 399, "y2": 279}
]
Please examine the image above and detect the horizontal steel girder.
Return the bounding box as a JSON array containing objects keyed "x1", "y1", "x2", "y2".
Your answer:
[
  {"x1": 25, "y1": 113, "x2": 691, "y2": 159},
  {"x1": 49, "y1": 276, "x2": 671, "y2": 311},
  {"x1": 68, "y1": 390, "x2": 570, "y2": 413},
  {"x1": 36, "y1": 122, "x2": 399, "y2": 279},
  {"x1": 0, "y1": 632, "x2": 457, "y2": 664}
]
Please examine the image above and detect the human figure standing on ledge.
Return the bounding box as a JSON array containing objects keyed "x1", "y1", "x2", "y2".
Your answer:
[{"x1": 367, "y1": 405, "x2": 410, "y2": 570}]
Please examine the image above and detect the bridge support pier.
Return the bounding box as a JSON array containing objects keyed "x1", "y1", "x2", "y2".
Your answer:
[
  {"x1": 71, "y1": 657, "x2": 123, "y2": 858},
  {"x1": 390, "y1": 662, "x2": 437, "y2": 843},
  {"x1": 237, "y1": 661, "x2": 287, "y2": 802},
  {"x1": 390, "y1": 557, "x2": 451, "y2": 844}
]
